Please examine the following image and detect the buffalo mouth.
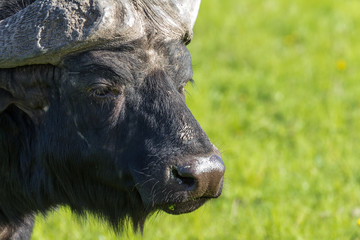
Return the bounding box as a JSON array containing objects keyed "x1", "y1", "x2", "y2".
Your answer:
[
  {"x1": 132, "y1": 153, "x2": 225, "y2": 217},
  {"x1": 159, "y1": 197, "x2": 209, "y2": 215}
]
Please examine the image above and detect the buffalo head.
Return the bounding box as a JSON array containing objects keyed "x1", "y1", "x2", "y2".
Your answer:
[{"x1": 0, "y1": 0, "x2": 225, "y2": 235}]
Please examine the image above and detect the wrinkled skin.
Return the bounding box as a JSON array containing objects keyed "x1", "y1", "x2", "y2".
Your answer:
[{"x1": 0, "y1": 37, "x2": 224, "y2": 239}]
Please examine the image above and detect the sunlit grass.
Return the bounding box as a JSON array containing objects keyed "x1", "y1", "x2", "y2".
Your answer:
[{"x1": 32, "y1": 0, "x2": 360, "y2": 239}]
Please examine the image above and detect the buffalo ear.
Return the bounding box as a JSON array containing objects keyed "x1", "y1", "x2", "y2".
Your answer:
[
  {"x1": 0, "y1": 89, "x2": 14, "y2": 113},
  {"x1": 0, "y1": 66, "x2": 52, "y2": 123}
]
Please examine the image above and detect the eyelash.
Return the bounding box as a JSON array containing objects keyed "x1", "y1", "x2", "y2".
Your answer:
[{"x1": 92, "y1": 88, "x2": 113, "y2": 98}]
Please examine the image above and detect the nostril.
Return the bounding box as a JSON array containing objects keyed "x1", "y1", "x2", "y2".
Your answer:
[{"x1": 171, "y1": 168, "x2": 196, "y2": 190}]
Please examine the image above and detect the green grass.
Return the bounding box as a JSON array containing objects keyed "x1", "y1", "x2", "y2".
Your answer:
[{"x1": 32, "y1": 0, "x2": 360, "y2": 239}]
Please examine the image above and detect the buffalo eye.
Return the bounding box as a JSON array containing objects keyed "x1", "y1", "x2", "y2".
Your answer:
[{"x1": 89, "y1": 84, "x2": 121, "y2": 99}]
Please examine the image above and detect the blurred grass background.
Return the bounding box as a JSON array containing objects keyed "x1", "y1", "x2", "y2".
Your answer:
[{"x1": 32, "y1": 0, "x2": 360, "y2": 239}]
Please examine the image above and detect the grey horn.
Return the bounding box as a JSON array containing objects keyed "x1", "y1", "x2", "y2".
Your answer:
[{"x1": 0, "y1": 0, "x2": 201, "y2": 68}]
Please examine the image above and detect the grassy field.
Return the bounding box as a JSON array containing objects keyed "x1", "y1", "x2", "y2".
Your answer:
[{"x1": 32, "y1": 0, "x2": 360, "y2": 239}]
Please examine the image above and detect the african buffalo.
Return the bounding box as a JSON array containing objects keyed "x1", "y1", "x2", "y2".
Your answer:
[{"x1": 0, "y1": 0, "x2": 225, "y2": 239}]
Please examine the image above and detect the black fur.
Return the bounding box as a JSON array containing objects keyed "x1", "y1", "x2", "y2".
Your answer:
[{"x1": 0, "y1": 1, "x2": 222, "y2": 239}]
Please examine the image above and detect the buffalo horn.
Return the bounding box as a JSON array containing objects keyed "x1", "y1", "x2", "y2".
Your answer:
[{"x1": 0, "y1": 0, "x2": 201, "y2": 68}]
